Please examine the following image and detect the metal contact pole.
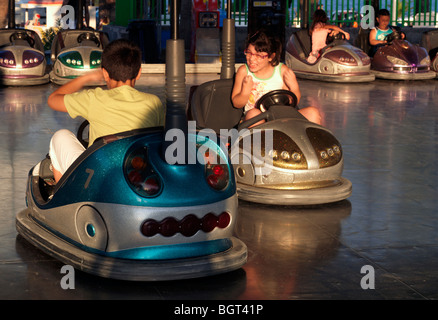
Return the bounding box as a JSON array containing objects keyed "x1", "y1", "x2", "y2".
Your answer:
[
  {"x1": 220, "y1": 0, "x2": 236, "y2": 79},
  {"x1": 163, "y1": 0, "x2": 188, "y2": 164}
]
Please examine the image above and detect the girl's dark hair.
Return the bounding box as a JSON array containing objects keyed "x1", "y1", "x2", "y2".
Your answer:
[
  {"x1": 245, "y1": 30, "x2": 282, "y2": 66},
  {"x1": 310, "y1": 9, "x2": 328, "y2": 33},
  {"x1": 101, "y1": 39, "x2": 142, "y2": 82}
]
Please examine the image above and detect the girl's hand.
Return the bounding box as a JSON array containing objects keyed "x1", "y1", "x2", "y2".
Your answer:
[{"x1": 242, "y1": 75, "x2": 253, "y2": 93}]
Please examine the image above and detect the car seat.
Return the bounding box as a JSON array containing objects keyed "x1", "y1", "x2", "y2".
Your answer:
[
  {"x1": 189, "y1": 78, "x2": 243, "y2": 133},
  {"x1": 355, "y1": 27, "x2": 371, "y2": 56},
  {"x1": 421, "y1": 29, "x2": 438, "y2": 57}
]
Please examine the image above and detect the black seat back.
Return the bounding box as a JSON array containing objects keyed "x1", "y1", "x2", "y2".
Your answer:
[{"x1": 190, "y1": 79, "x2": 243, "y2": 133}]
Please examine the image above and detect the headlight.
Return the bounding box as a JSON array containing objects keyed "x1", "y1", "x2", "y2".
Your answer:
[
  {"x1": 90, "y1": 50, "x2": 102, "y2": 68},
  {"x1": 22, "y1": 50, "x2": 44, "y2": 68},
  {"x1": 306, "y1": 128, "x2": 342, "y2": 168},
  {"x1": 58, "y1": 51, "x2": 84, "y2": 69},
  {"x1": 420, "y1": 55, "x2": 431, "y2": 66},
  {"x1": 386, "y1": 55, "x2": 409, "y2": 66},
  {"x1": 266, "y1": 130, "x2": 308, "y2": 170},
  {"x1": 0, "y1": 50, "x2": 16, "y2": 68}
]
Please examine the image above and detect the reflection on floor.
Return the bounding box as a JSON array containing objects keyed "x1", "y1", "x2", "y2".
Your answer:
[{"x1": 1, "y1": 75, "x2": 438, "y2": 300}]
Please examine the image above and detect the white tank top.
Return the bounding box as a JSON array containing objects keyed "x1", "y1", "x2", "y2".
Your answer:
[{"x1": 244, "y1": 63, "x2": 284, "y2": 113}]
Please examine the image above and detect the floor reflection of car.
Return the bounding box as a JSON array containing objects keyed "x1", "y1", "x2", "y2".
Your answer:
[{"x1": 235, "y1": 200, "x2": 352, "y2": 299}]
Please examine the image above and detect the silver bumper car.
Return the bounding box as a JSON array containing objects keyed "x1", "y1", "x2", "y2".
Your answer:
[
  {"x1": 0, "y1": 29, "x2": 49, "y2": 86},
  {"x1": 285, "y1": 29, "x2": 375, "y2": 82},
  {"x1": 49, "y1": 29, "x2": 109, "y2": 86},
  {"x1": 190, "y1": 80, "x2": 352, "y2": 205}
]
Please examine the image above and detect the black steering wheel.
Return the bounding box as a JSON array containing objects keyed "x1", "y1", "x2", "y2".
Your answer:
[
  {"x1": 238, "y1": 90, "x2": 298, "y2": 130},
  {"x1": 384, "y1": 29, "x2": 405, "y2": 44},
  {"x1": 77, "y1": 120, "x2": 90, "y2": 148},
  {"x1": 326, "y1": 31, "x2": 346, "y2": 44},
  {"x1": 77, "y1": 32, "x2": 100, "y2": 47},
  {"x1": 255, "y1": 90, "x2": 298, "y2": 112},
  {"x1": 10, "y1": 31, "x2": 35, "y2": 47}
]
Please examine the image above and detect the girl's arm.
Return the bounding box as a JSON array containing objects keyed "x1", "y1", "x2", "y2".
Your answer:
[
  {"x1": 281, "y1": 64, "x2": 301, "y2": 104},
  {"x1": 324, "y1": 24, "x2": 350, "y2": 40},
  {"x1": 231, "y1": 65, "x2": 253, "y2": 109}
]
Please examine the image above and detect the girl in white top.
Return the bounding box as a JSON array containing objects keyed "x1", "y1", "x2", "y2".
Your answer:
[{"x1": 232, "y1": 30, "x2": 321, "y2": 125}]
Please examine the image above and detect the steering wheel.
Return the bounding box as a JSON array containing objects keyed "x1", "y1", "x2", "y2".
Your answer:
[
  {"x1": 9, "y1": 31, "x2": 35, "y2": 47},
  {"x1": 238, "y1": 90, "x2": 298, "y2": 130},
  {"x1": 77, "y1": 120, "x2": 89, "y2": 148},
  {"x1": 255, "y1": 90, "x2": 298, "y2": 112},
  {"x1": 326, "y1": 31, "x2": 346, "y2": 45},
  {"x1": 77, "y1": 32, "x2": 100, "y2": 47},
  {"x1": 384, "y1": 29, "x2": 404, "y2": 44}
]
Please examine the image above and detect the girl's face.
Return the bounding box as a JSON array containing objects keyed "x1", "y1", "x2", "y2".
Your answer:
[{"x1": 245, "y1": 44, "x2": 273, "y2": 74}]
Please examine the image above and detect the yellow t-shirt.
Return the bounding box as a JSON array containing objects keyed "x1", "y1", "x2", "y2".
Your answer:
[{"x1": 65, "y1": 85, "x2": 164, "y2": 145}]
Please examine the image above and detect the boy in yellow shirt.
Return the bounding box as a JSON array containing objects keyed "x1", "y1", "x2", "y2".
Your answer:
[{"x1": 48, "y1": 39, "x2": 164, "y2": 182}]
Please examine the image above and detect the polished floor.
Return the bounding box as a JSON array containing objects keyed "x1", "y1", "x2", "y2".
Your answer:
[{"x1": 1, "y1": 73, "x2": 437, "y2": 300}]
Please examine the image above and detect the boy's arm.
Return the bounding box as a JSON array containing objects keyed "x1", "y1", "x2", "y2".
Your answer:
[
  {"x1": 282, "y1": 65, "x2": 301, "y2": 104},
  {"x1": 369, "y1": 29, "x2": 385, "y2": 46},
  {"x1": 48, "y1": 70, "x2": 104, "y2": 112},
  {"x1": 231, "y1": 66, "x2": 253, "y2": 109}
]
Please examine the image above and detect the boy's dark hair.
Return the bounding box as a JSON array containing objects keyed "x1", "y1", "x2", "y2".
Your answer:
[
  {"x1": 377, "y1": 9, "x2": 390, "y2": 17},
  {"x1": 101, "y1": 39, "x2": 142, "y2": 82},
  {"x1": 245, "y1": 30, "x2": 282, "y2": 66}
]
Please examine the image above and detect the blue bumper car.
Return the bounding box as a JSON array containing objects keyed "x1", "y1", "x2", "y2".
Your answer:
[
  {"x1": 16, "y1": 1, "x2": 247, "y2": 281},
  {"x1": 16, "y1": 128, "x2": 246, "y2": 281}
]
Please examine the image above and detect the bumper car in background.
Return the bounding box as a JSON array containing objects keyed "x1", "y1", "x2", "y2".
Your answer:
[
  {"x1": 420, "y1": 29, "x2": 438, "y2": 78},
  {"x1": 358, "y1": 27, "x2": 435, "y2": 80},
  {"x1": 49, "y1": 29, "x2": 109, "y2": 85},
  {"x1": 285, "y1": 29, "x2": 375, "y2": 82},
  {"x1": 0, "y1": 0, "x2": 49, "y2": 87}
]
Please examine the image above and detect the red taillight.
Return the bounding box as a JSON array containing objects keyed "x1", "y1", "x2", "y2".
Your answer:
[
  {"x1": 125, "y1": 147, "x2": 161, "y2": 197},
  {"x1": 160, "y1": 217, "x2": 179, "y2": 237},
  {"x1": 141, "y1": 212, "x2": 231, "y2": 237},
  {"x1": 205, "y1": 164, "x2": 229, "y2": 191}
]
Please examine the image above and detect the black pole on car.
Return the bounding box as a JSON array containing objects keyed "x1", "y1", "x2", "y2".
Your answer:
[
  {"x1": 220, "y1": 0, "x2": 235, "y2": 80},
  {"x1": 77, "y1": 0, "x2": 84, "y2": 29},
  {"x1": 162, "y1": 0, "x2": 188, "y2": 164},
  {"x1": 8, "y1": 0, "x2": 15, "y2": 29}
]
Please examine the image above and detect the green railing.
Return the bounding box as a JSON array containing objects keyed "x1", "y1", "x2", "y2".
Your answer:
[{"x1": 146, "y1": 0, "x2": 438, "y2": 27}]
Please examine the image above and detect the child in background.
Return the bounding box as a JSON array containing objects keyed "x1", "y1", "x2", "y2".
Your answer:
[
  {"x1": 232, "y1": 30, "x2": 321, "y2": 126},
  {"x1": 369, "y1": 9, "x2": 405, "y2": 57},
  {"x1": 307, "y1": 9, "x2": 350, "y2": 63}
]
